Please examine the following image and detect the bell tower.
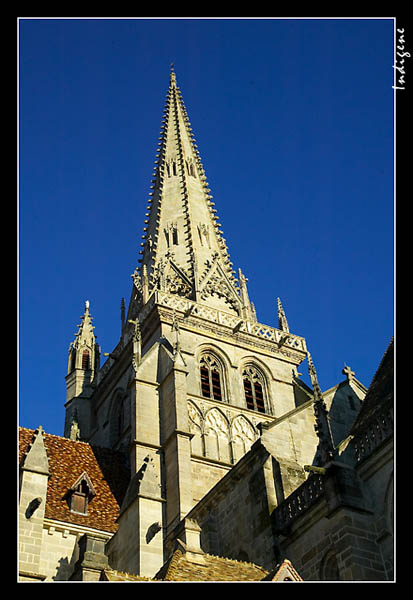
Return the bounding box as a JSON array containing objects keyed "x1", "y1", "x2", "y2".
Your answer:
[{"x1": 65, "y1": 69, "x2": 310, "y2": 576}]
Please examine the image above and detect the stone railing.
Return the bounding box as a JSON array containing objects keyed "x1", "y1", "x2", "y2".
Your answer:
[
  {"x1": 153, "y1": 291, "x2": 307, "y2": 352},
  {"x1": 353, "y1": 407, "x2": 393, "y2": 464},
  {"x1": 272, "y1": 474, "x2": 325, "y2": 534},
  {"x1": 97, "y1": 291, "x2": 307, "y2": 385}
]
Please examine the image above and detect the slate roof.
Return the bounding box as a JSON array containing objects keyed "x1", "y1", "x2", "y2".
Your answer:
[
  {"x1": 350, "y1": 337, "x2": 394, "y2": 435},
  {"x1": 19, "y1": 427, "x2": 129, "y2": 533}
]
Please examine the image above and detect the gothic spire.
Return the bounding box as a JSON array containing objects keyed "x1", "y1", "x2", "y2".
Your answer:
[
  {"x1": 133, "y1": 69, "x2": 241, "y2": 315},
  {"x1": 67, "y1": 301, "x2": 100, "y2": 377}
]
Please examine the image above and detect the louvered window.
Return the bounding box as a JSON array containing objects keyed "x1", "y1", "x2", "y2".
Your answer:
[
  {"x1": 82, "y1": 350, "x2": 90, "y2": 370},
  {"x1": 242, "y1": 366, "x2": 267, "y2": 414},
  {"x1": 200, "y1": 354, "x2": 223, "y2": 401},
  {"x1": 67, "y1": 473, "x2": 95, "y2": 515}
]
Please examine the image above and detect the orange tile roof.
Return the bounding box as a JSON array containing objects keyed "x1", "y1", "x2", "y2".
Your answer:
[{"x1": 19, "y1": 427, "x2": 129, "y2": 533}]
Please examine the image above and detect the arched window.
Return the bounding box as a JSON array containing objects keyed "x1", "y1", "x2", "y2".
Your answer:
[
  {"x1": 320, "y1": 549, "x2": 340, "y2": 581},
  {"x1": 82, "y1": 350, "x2": 90, "y2": 370},
  {"x1": 242, "y1": 366, "x2": 266, "y2": 413},
  {"x1": 70, "y1": 346, "x2": 76, "y2": 372},
  {"x1": 200, "y1": 353, "x2": 223, "y2": 401}
]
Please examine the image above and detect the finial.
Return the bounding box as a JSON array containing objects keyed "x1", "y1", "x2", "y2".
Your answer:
[
  {"x1": 277, "y1": 298, "x2": 290, "y2": 333},
  {"x1": 70, "y1": 410, "x2": 81, "y2": 441},
  {"x1": 307, "y1": 351, "x2": 335, "y2": 465},
  {"x1": 170, "y1": 62, "x2": 176, "y2": 86},
  {"x1": 342, "y1": 364, "x2": 355, "y2": 381},
  {"x1": 85, "y1": 300, "x2": 90, "y2": 310}
]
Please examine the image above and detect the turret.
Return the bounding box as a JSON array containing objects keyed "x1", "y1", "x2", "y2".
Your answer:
[{"x1": 64, "y1": 301, "x2": 100, "y2": 439}]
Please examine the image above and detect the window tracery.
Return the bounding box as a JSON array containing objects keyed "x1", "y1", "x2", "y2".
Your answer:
[{"x1": 200, "y1": 353, "x2": 224, "y2": 401}]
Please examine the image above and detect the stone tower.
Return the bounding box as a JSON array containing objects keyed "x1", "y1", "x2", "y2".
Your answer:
[
  {"x1": 64, "y1": 68, "x2": 310, "y2": 576},
  {"x1": 64, "y1": 300, "x2": 100, "y2": 440}
]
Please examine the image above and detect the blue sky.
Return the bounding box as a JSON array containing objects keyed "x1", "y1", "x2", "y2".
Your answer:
[{"x1": 19, "y1": 18, "x2": 394, "y2": 436}]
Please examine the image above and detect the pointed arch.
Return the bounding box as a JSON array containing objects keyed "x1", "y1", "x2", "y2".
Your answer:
[
  {"x1": 197, "y1": 346, "x2": 230, "y2": 403},
  {"x1": 240, "y1": 361, "x2": 272, "y2": 415},
  {"x1": 81, "y1": 349, "x2": 90, "y2": 370},
  {"x1": 320, "y1": 548, "x2": 340, "y2": 581},
  {"x1": 188, "y1": 400, "x2": 204, "y2": 457},
  {"x1": 231, "y1": 415, "x2": 257, "y2": 463},
  {"x1": 204, "y1": 407, "x2": 231, "y2": 463},
  {"x1": 108, "y1": 388, "x2": 128, "y2": 447}
]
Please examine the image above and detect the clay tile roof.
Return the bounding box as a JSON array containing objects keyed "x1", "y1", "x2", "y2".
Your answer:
[
  {"x1": 154, "y1": 548, "x2": 269, "y2": 582},
  {"x1": 261, "y1": 558, "x2": 303, "y2": 581},
  {"x1": 100, "y1": 569, "x2": 153, "y2": 582},
  {"x1": 19, "y1": 427, "x2": 129, "y2": 533}
]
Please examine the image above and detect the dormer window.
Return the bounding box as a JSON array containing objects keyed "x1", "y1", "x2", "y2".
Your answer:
[{"x1": 66, "y1": 472, "x2": 95, "y2": 515}]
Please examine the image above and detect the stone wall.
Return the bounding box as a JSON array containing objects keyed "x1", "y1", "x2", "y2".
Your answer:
[{"x1": 280, "y1": 501, "x2": 388, "y2": 581}]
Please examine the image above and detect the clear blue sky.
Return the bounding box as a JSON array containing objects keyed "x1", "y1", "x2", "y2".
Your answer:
[{"x1": 19, "y1": 18, "x2": 394, "y2": 436}]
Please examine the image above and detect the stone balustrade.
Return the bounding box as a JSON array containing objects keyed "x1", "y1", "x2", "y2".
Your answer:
[{"x1": 272, "y1": 473, "x2": 325, "y2": 534}]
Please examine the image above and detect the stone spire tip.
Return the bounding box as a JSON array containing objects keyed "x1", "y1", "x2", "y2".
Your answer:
[{"x1": 170, "y1": 62, "x2": 176, "y2": 86}]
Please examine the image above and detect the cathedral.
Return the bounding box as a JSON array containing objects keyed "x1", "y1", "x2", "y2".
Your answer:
[{"x1": 18, "y1": 68, "x2": 394, "y2": 582}]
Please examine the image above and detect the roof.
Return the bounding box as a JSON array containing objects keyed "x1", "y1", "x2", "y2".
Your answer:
[
  {"x1": 154, "y1": 547, "x2": 269, "y2": 582},
  {"x1": 262, "y1": 559, "x2": 303, "y2": 581},
  {"x1": 100, "y1": 569, "x2": 152, "y2": 582},
  {"x1": 19, "y1": 427, "x2": 129, "y2": 533},
  {"x1": 350, "y1": 337, "x2": 394, "y2": 435}
]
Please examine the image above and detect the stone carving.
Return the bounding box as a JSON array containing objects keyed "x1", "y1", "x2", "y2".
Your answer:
[
  {"x1": 205, "y1": 408, "x2": 231, "y2": 463},
  {"x1": 166, "y1": 270, "x2": 192, "y2": 296},
  {"x1": 205, "y1": 408, "x2": 229, "y2": 439},
  {"x1": 197, "y1": 223, "x2": 211, "y2": 248},
  {"x1": 231, "y1": 415, "x2": 256, "y2": 463},
  {"x1": 164, "y1": 222, "x2": 178, "y2": 247},
  {"x1": 188, "y1": 400, "x2": 260, "y2": 465},
  {"x1": 231, "y1": 415, "x2": 256, "y2": 445},
  {"x1": 152, "y1": 257, "x2": 192, "y2": 297},
  {"x1": 188, "y1": 401, "x2": 203, "y2": 432}
]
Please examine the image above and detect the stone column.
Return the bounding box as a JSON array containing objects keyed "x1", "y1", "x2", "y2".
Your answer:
[
  {"x1": 70, "y1": 534, "x2": 109, "y2": 581},
  {"x1": 161, "y1": 353, "x2": 194, "y2": 536}
]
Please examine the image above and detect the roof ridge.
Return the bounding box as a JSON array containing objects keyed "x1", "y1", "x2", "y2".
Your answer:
[
  {"x1": 18, "y1": 426, "x2": 129, "y2": 455},
  {"x1": 203, "y1": 552, "x2": 268, "y2": 572}
]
